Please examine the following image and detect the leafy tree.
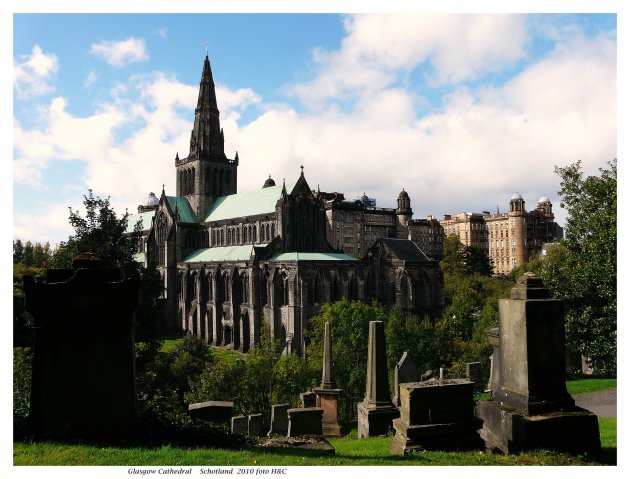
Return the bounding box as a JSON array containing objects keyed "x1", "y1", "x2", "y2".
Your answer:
[
  {"x1": 22, "y1": 241, "x2": 34, "y2": 267},
  {"x1": 305, "y1": 300, "x2": 388, "y2": 421},
  {"x1": 51, "y1": 189, "x2": 140, "y2": 275},
  {"x1": 553, "y1": 160, "x2": 617, "y2": 374},
  {"x1": 440, "y1": 234, "x2": 468, "y2": 276},
  {"x1": 13, "y1": 239, "x2": 24, "y2": 263},
  {"x1": 385, "y1": 307, "x2": 453, "y2": 376}
]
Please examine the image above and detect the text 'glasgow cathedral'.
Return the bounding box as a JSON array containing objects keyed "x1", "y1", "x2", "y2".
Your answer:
[{"x1": 129, "y1": 55, "x2": 445, "y2": 355}]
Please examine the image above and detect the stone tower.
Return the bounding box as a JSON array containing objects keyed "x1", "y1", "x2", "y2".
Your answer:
[
  {"x1": 396, "y1": 188, "x2": 412, "y2": 239},
  {"x1": 175, "y1": 54, "x2": 238, "y2": 220}
]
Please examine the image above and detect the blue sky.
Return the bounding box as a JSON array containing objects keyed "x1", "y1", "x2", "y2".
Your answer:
[{"x1": 10, "y1": 10, "x2": 619, "y2": 246}]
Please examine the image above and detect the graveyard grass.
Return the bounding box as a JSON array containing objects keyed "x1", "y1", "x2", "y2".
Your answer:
[{"x1": 14, "y1": 416, "x2": 615, "y2": 466}]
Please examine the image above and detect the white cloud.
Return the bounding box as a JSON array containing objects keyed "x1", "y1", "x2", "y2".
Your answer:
[
  {"x1": 13, "y1": 45, "x2": 59, "y2": 99},
  {"x1": 291, "y1": 14, "x2": 528, "y2": 108},
  {"x1": 83, "y1": 71, "x2": 98, "y2": 89},
  {"x1": 90, "y1": 37, "x2": 149, "y2": 67},
  {"x1": 14, "y1": 17, "x2": 616, "y2": 245}
]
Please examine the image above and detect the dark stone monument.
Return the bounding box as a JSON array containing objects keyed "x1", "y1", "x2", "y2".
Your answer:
[
  {"x1": 188, "y1": 401, "x2": 233, "y2": 424},
  {"x1": 287, "y1": 407, "x2": 324, "y2": 437},
  {"x1": 300, "y1": 391, "x2": 317, "y2": 408},
  {"x1": 313, "y1": 322, "x2": 343, "y2": 436},
  {"x1": 357, "y1": 321, "x2": 399, "y2": 438},
  {"x1": 24, "y1": 257, "x2": 139, "y2": 440},
  {"x1": 268, "y1": 403, "x2": 291, "y2": 436},
  {"x1": 465, "y1": 362, "x2": 483, "y2": 393},
  {"x1": 476, "y1": 273, "x2": 601, "y2": 454},
  {"x1": 231, "y1": 415, "x2": 248, "y2": 434},
  {"x1": 390, "y1": 379, "x2": 484, "y2": 455},
  {"x1": 393, "y1": 352, "x2": 418, "y2": 407},
  {"x1": 248, "y1": 414, "x2": 264, "y2": 436}
]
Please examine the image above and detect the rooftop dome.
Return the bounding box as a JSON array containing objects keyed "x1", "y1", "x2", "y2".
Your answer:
[
  {"x1": 398, "y1": 188, "x2": 410, "y2": 200},
  {"x1": 263, "y1": 175, "x2": 276, "y2": 188},
  {"x1": 538, "y1": 196, "x2": 551, "y2": 204},
  {"x1": 510, "y1": 192, "x2": 523, "y2": 201},
  {"x1": 145, "y1": 192, "x2": 159, "y2": 207}
]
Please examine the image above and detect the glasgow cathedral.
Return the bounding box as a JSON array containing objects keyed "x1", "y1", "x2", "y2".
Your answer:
[{"x1": 128, "y1": 55, "x2": 445, "y2": 355}]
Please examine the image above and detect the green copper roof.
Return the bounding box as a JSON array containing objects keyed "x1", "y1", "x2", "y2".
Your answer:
[
  {"x1": 125, "y1": 211, "x2": 156, "y2": 233},
  {"x1": 269, "y1": 252, "x2": 358, "y2": 262},
  {"x1": 204, "y1": 182, "x2": 296, "y2": 223},
  {"x1": 183, "y1": 245, "x2": 260, "y2": 263},
  {"x1": 166, "y1": 196, "x2": 197, "y2": 224}
]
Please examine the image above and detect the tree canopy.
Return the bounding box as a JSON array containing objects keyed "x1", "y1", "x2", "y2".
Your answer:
[{"x1": 554, "y1": 159, "x2": 617, "y2": 374}]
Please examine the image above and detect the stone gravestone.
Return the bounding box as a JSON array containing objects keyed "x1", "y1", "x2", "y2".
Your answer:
[
  {"x1": 357, "y1": 321, "x2": 400, "y2": 438},
  {"x1": 484, "y1": 328, "x2": 500, "y2": 393},
  {"x1": 248, "y1": 414, "x2": 264, "y2": 436},
  {"x1": 393, "y1": 352, "x2": 418, "y2": 407},
  {"x1": 465, "y1": 362, "x2": 483, "y2": 393},
  {"x1": 24, "y1": 256, "x2": 140, "y2": 440},
  {"x1": 390, "y1": 379, "x2": 484, "y2": 455},
  {"x1": 231, "y1": 416, "x2": 248, "y2": 434},
  {"x1": 188, "y1": 401, "x2": 233, "y2": 424},
  {"x1": 313, "y1": 322, "x2": 343, "y2": 436},
  {"x1": 300, "y1": 391, "x2": 317, "y2": 408},
  {"x1": 476, "y1": 273, "x2": 601, "y2": 454},
  {"x1": 268, "y1": 404, "x2": 291, "y2": 436},
  {"x1": 287, "y1": 407, "x2": 324, "y2": 437}
]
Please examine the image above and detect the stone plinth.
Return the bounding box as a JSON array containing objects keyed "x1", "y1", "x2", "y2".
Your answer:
[
  {"x1": 248, "y1": 414, "x2": 264, "y2": 436},
  {"x1": 231, "y1": 415, "x2": 248, "y2": 434},
  {"x1": 287, "y1": 407, "x2": 323, "y2": 437},
  {"x1": 477, "y1": 273, "x2": 601, "y2": 454},
  {"x1": 390, "y1": 379, "x2": 483, "y2": 455},
  {"x1": 268, "y1": 403, "x2": 290, "y2": 436},
  {"x1": 188, "y1": 401, "x2": 233, "y2": 423},
  {"x1": 313, "y1": 388, "x2": 342, "y2": 436},
  {"x1": 477, "y1": 401, "x2": 601, "y2": 454},
  {"x1": 24, "y1": 264, "x2": 139, "y2": 441},
  {"x1": 357, "y1": 321, "x2": 399, "y2": 438}
]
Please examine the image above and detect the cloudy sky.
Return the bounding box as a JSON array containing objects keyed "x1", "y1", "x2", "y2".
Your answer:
[{"x1": 10, "y1": 7, "x2": 618, "y2": 246}]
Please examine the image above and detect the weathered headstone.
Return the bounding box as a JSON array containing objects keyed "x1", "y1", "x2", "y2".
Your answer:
[
  {"x1": 313, "y1": 322, "x2": 343, "y2": 436},
  {"x1": 390, "y1": 379, "x2": 484, "y2": 455},
  {"x1": 231, "y1": 415, "x2": 248, "y2": 434},
  {"x1": 465, "y1": 362, "x2": 483, "y2": 393},
  {"x1": 188, "y1": 401, "x2": 233, "y2": 424},
  {"x1": 24, "y1": 258, "x2": 139, "y2": 440},
  {"x1": 248, "y1": 414, "x2": 264, "y2": 436},
  {"x1": 393, "y1": 352, "x2": 418, "y2": 407},
  {"x1": 287, "y1": 407, "x2": 324, "y2": 437},
  {"x1": 485, "y1": 328, "x2": 500, "y2": 393},
  {"x1": 357, "y1": 321, "x2": 400, "y2": 438},
  {"x1": 300, "y1": 391, "x2": 317, "y2": 408},
  {"x1": 268, "y1": 403, "x2": 291, "y2": 436},
  {"x1": 476, "y1": 273, "x2": 601, "y2": 454}
]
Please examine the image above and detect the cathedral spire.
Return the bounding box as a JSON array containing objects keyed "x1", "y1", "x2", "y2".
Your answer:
[{"x1": 188, "y1": 54, "x2": 223, "y2": 160}]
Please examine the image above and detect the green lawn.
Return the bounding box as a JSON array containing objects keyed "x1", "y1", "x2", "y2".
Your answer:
[
  {"x1": 566, "y1": 378, "x2": 616, "y2": 396},
  {"x1": 13, "y1": 418, "x2": 615, "y2": 466}
]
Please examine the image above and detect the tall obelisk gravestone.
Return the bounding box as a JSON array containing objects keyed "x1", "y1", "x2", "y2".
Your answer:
[
  {"x1": 313, "y1": 322, "x2": 342, "y2": 436},
  {"x1": 357, "y1": 321, "x2": 399, "y2": 438}
]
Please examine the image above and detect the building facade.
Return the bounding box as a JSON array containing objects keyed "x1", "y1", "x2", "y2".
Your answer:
[{"x1": 128, "y1": 55, "x2": 445, "y2": 355}]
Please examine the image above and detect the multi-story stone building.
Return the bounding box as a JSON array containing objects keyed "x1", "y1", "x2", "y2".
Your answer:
[
  {"x1": 127, "y1": 55, "x2": 445, "y2": 355},
  {"x1": 323, "y1": 190, "x2": 445, "y2": 261},
  {"x1": 439, "y1": 194, "x2": 563, "y2": 275}
]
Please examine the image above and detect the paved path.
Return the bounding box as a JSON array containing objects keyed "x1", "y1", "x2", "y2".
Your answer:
[{"x1": 572, "y1": 388, "x2": 616, "y2": 417}]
